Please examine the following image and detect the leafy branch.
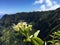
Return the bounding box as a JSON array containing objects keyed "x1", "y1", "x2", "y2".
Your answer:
[{"x1": 13, "y1": 22, "x2": 43, "y2": 45}]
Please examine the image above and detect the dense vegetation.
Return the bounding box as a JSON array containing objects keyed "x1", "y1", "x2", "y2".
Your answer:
[{"x1": 0, "y1": 8, "x2": 60, "y2": 45}]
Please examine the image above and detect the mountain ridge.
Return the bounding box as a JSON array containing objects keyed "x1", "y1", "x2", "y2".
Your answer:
[{"x1": 0, "y1": 8, "x2": 60, "y2": 39}]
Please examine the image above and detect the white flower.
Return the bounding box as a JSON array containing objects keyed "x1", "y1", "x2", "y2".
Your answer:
[
  {"x1": 13, "y1": 24, "x2": 19, "y2": 31},
  {"x1": 29, "y1": 35, "x2": 33, "y2": 38},
  {"x1": 13, "y1": 22, "x2": 32, "y2": 32},
  {"x1": 28, "y1": 25, "x2": 32, "y2": 30}
]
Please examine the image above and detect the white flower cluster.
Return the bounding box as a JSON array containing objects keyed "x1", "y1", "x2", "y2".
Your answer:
[{"x1": 13, "y1": 22, "x2": 32, "y2": 32}]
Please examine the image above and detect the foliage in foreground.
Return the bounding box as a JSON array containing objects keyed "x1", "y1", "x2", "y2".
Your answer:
[
  {"x1": 0, "y1": 22, "x2": 60, "y2": 45},
  {"x1": 12, "y1": 22, "x2": 60, "y2": 45},
  {"x1": 47, "y1": 30, "x2": 60, "y2": 45},
  {"x1": 13, "y1": 22, "x2": 43, "y2": 45}
]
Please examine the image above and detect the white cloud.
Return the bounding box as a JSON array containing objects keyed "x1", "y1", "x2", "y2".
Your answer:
[
  {"x1": 34, "y1": 0, "x2": 44, "y2": 4},
  {"x1": 34, "y1": 0, "x2": 60, "y2": 11},
  {"x1": 45, "y1": 0, "x2": 52, "y2": 7},
  {"x1": 47, "y1": 2, "x2": 60, "y2": 10},
  {"x1": 40, "y1": 4, "x2": 46, "y2": 11}
]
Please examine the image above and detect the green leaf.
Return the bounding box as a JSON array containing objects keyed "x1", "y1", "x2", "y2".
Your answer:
[
  {"x1": 19, "y1": 29, "x2": 26, "y2": 36},
  {"x1": 34, "y1": 30, "x2": 40, "y2": 37},
  {"x1": 48, "y1": 40, "x2": 53, "y2": 43},
  {"x1": 31, "y1": 38, "x2": 39, "y2": 45},
  {"x1": 50, "y1": 35, "x2": 54, "y2": 38},
  {"x1": 57, "y1": 31, "x2": 60, "y2": 34},
  {"x1": 33, "y1": 37, "x2": 43, "y2": 45},
  {"x1": 23, "y1": 38, "x2": 31, "y2": 42}
]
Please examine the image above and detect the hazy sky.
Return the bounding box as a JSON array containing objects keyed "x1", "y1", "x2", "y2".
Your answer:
[{"x1": 0, "y1": 0, "x2": 60, "y2": 14}]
